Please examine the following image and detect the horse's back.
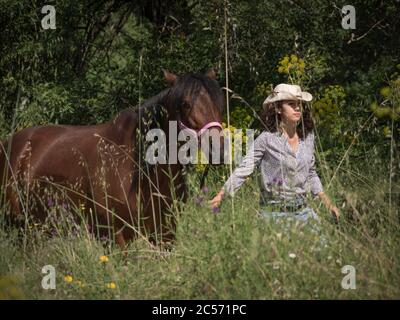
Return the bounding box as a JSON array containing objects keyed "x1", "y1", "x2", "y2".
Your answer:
[{"x1": 1, "y1": 124, "x2": 126, "y2": 207}]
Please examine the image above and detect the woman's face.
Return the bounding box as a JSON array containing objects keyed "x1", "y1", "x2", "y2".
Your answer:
[{"x1": 280, "y1": 100, "x2": 302, "y2": 123}]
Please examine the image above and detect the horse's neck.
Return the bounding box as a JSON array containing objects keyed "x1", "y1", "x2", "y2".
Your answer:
[
  {"x1": 139, "y1": 88, "x2": 170, "y2": 109},
  {"x1": 115, "y1": 88, "x2": 182, "y2": 169},
  {"x1": 137, "y1": 90, "x2": 184, "y2": 176},
  {"x1": 111, "y1": 89, "x2": 170, "y2": 144},
  {"x1": 136, "y1": 89, "x2": 180, "y2": 140}
]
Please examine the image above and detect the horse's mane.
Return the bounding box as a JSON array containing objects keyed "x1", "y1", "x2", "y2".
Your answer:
[
  {"x1": 138, "y1": 88, "x2": 170, "y2": 110},
  {"x1": 133, "y1": 89, "x2": 169, "y2": 134}
]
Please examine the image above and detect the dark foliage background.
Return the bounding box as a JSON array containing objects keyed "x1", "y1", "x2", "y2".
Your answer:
[{"x1": 1, "y1": 0, "x2": 399, "y2": 167}]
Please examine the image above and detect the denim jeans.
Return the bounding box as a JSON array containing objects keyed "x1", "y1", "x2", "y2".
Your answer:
[
  {"x1": 259, "y1": 194, "x2": 318, "y2": 220},
  {"x1": 258, "y1": 206, "x2": 319, "y2": 222},
  {"x1": 258, "y1": 205, "x2": 327, "y2": 245}
]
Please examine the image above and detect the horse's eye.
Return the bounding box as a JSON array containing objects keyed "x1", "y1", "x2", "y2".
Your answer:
[{"x1": 182, "y1": 101, "x2": 191, "y2": 109}]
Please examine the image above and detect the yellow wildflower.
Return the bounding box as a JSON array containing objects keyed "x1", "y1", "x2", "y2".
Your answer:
[
  {"x1": 75, "y1": 280, "x2": 84, "y2": 287},
  {"x1": 64, "y1": 275, "x2": 73, "y2": 283},
  {"x1": 383, "y1": 126, "x2": 391, "y2": 138},
  {"x1": 380, "y1": 86, "x2": 391, "y2": 97},
  {"x1": 106, "y1": 282, "x2": 116, "y2": 289},
  {"x1": 99, "y1": 255, "x2": 109, "y2": 263}
]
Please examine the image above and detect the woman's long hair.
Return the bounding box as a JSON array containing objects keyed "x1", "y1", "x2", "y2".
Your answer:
[{"x1": 259, "y1": 100, "x2": 314, "y2": 139}]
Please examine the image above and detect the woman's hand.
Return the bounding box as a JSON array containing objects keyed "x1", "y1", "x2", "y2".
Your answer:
[
  {"x1": 210, "y1": 189, "x2": 225, "y2": 209},
  {"x1": 317, "y1": 192, "x2": 340, "y2": 221},
  {"x1": 329, "y1": 205, "x2": 341, "y2": 221}
]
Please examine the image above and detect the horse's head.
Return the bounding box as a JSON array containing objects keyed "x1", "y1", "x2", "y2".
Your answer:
[{"x1": 163, "y1": 69, "x2": 225, "y2": 164}]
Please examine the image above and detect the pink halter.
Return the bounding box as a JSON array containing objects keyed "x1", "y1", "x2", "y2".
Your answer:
[{"x1": 179, "y1": 121, "x2": 223, "y2": 138}]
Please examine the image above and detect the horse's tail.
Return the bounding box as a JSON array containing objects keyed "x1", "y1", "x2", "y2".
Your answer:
[
  {"x1": 0, "y1": 139, "x2": 5, "y2": 188},
  {"x1": 0, "y1": 138, "x2": 9, "y2": 205}
]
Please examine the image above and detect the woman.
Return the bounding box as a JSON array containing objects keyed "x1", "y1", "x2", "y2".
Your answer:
[{"x1": 210, "y1": 83, "x2": 340, "y2": 221}]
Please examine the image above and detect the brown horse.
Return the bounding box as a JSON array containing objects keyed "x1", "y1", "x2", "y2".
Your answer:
[{"x1": 0, "y1": 69, "x2": 225, "y2": 248}]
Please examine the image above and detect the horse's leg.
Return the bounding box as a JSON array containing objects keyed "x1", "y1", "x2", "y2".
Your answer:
[
  {"x1": 115, "y1": 229, "x2": 126, "y2": 249},
  {"x1": 4, "y1": 164, "x2": 27, "y2": 229},
  {"x1": 5, "y1": 184, "x2": 23, "y2": 227},
  {"x1": 160, "y1": 227, "x2": 176, "y2": 252}
]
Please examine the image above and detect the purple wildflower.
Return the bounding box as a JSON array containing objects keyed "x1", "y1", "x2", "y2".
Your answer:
[
  {"x1": 212, "y1": 206, "x2": 221, "y2": 214},
  {"x1": 201, "y1": 186, "x2": 209, "y2": 194},
  {"x1": 47, "y1": 198, "x2": 54, "y2": 207},
  {"x1": 195, "y1": 196, "x2": 204, "y2": 205}
]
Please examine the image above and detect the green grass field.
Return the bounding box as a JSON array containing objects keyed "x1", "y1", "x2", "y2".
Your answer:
[
  {"x1": 0, "y1": 156, "x2": 399, "y2": 299},
  {"x1": 1, "y1": 0, "x2": 399, "y2": 301}
]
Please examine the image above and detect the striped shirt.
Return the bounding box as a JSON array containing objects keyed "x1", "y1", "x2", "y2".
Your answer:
[{"x1": 223, "y1": 130, "x2": 324, "y2": 206}]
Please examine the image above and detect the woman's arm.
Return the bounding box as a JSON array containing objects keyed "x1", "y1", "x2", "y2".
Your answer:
[
  {"x1": 307, "y1": 149, "x2": 324, "y2": 197},
  {"x1": 210, "y1": 188, "x2": 225, "y2": 208},
  {"x1": 307, "y1": 133, "x2": 340, "y2": 220},
  {"x1": 210, "y1": 132, "x2": 268, "y2": 208},
  {"x1": 317, "y1": 191, "x2": 340, "y2": 220}
]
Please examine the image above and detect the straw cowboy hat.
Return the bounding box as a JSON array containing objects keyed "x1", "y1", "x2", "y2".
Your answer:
[{"x1": 263, "y1": 83, "x2": 313, "y2": 107}]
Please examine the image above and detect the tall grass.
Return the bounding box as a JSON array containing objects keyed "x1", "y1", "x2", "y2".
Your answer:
[
  {"x1": 0, "y1": 85, "x2": 398, "y2": 299},
  {"x1": 0, "y1": 150, "x2": 399, "y2": 299}
]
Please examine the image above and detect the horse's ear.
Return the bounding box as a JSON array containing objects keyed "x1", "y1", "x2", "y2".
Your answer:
[
  {"x1": 205, "y1": 68, "x2": 216, "y2": 80},
  {"x1": 163, "y1": 69, "x2": 178, "y2": 86}
]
